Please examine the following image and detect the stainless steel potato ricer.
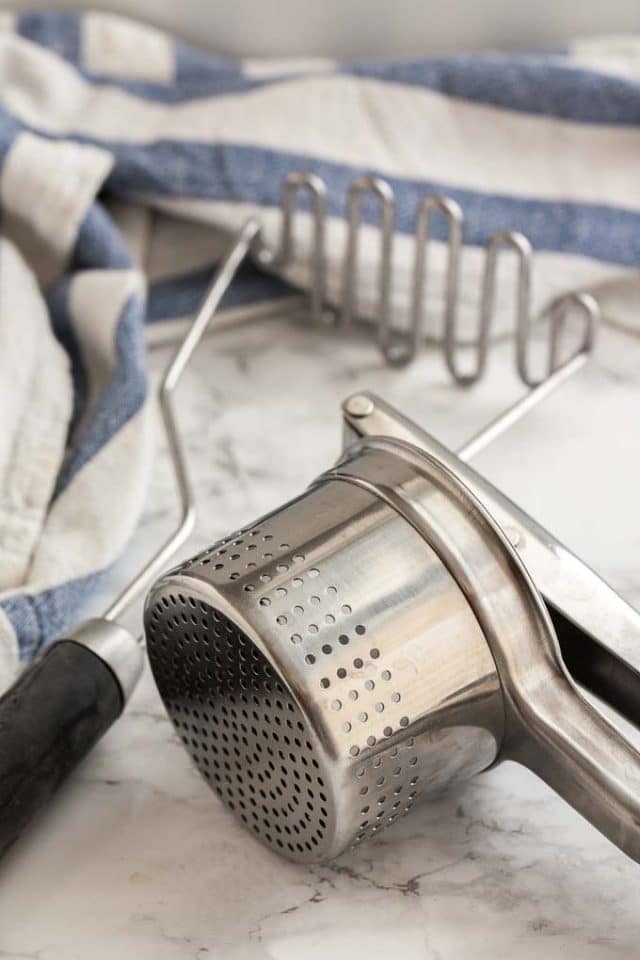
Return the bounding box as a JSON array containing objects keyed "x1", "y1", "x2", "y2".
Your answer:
[
  {"x1": 0, "y1": 200, "x2": 635, "y2": 871},
  {"x1": 146, "y1": 391, "x2": 640, "y2": 864}
]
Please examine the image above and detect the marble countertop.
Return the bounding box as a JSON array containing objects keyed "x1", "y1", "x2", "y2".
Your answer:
[{"x1": 1, "y1": 313, "x2": 639, "y2": 959}]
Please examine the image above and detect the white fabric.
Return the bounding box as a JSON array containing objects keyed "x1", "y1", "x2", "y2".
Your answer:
[
  {"x1": 82, "y1": 11, "x2": 175, "y2": 83},
  {"x1": 0, "y1": 132, "x2": 113, "y2": 283},
  {"x1": 0, "y1": 239, "x2": 73, "y2": 589}
]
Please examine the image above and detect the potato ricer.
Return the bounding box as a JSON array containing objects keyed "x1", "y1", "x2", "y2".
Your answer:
[
  {"x1": 1, "y1": 211, "x2": 637, "y2": 872},
  {"x1": 145, "y1": 391, "x2": 640, "y2": 864}
]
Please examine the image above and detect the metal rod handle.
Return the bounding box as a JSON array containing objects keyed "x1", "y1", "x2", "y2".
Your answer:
[{"x1": 104, "y1": 217, "x2": 262, "y2": 622}]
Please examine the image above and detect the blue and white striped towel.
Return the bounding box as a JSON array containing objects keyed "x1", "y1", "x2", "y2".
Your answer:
[{"x1": 0, "y1": 11, "x2": 639, "y2": 691}]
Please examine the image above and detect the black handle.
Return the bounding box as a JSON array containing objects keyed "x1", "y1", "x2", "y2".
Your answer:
[{"x1": 0, "y1": 640, "x2": 124, "y2": 857}]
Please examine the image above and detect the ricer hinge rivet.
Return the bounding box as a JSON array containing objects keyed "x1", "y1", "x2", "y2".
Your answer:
[{"x1": 343, "y1": 395, "x2": 375, "y2": 418}]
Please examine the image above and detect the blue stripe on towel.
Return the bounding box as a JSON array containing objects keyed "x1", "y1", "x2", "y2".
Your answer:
[
  {"x1": 45, "y1": 203, "x2": 148, "y2": 494},
  {"x1": 72, "y1": 203, "x2": 134, "y2": 271},
  {"x1": 102, "y1": 141, "x2": 640, "y2": 266},
  {"x1": 0, "y1": 100, "x2": 635, "y2": 267},
  {"x1": 147, "y1": 260, "x2": 293, "y2": 323},
  {"x1": 2, "y1": 570, "x2": 104, "y2": 660},
  {"x1": 13, "y1": 15, "x2": 640, "y2": 127},
  {"x1": 0, "y1": 111, "x2": 22, "y2": 165},
  {"x1": 109, "y1": 58, "x2": 640, "y2": 126},
  {"x1": 53, "y1": 292, "x2": 147, "y2": 494},
  {"x1": 348, "y1": 56, "x2": 640, "y2": 126},
  {"x1": 16, "y1": 12, "x2": 81, "y2": 64}
]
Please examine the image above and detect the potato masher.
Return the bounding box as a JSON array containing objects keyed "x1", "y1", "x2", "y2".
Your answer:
[{"x1": 145, "y1": 391, "x2": 640, "y2": 864}]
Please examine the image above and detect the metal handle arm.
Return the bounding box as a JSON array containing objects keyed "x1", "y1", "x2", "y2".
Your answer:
[{"x1": 508, "y1": 648, "x2": 640, "y2": 862}]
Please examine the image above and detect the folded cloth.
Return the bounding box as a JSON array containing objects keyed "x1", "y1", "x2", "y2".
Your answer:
[{"x1": 1, "y1": 12, "x2": 639, "y2": 691}]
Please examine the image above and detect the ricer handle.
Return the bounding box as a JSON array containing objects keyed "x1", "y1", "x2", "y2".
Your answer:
[
  {"x1": 504, "y1": 650, "x2": 640, "y2": 862},
  {"x1": 342, "y1": 392, "x2": 640, "y2": 863}
]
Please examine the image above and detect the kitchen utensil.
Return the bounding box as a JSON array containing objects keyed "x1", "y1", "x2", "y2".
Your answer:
[
  {"x1": 0, "y1": 158, "x2": 605, "y2": 858},
  {"x1": 179, "y1": 170, "x2": 598, "y2": 388},
  {"x1": 145, "y1": 391, "x2": 640, "y2": 864}
]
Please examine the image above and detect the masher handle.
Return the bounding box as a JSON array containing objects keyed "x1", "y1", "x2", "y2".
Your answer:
[{"x1": 0, "y1": 638, "x2": 126, "y2": 857}]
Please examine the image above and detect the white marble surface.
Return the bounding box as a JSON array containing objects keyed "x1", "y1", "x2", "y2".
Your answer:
[{"x1": 1, "y1": 315, "x2": 640, "y2": 959}]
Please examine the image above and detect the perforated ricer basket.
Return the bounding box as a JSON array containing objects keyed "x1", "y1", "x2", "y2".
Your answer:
[{"x1": 145, "y1": 388, "x2": 640, "y2": 866}]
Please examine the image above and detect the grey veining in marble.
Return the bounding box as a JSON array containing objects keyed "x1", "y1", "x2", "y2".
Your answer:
[{"x1": 1, "y1": 316, "x2": 639, "y2": 959}]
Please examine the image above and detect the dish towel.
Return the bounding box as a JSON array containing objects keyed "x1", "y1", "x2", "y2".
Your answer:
[{"x1": 1, "y1": 11, "x2": 639, "y2": 693}]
